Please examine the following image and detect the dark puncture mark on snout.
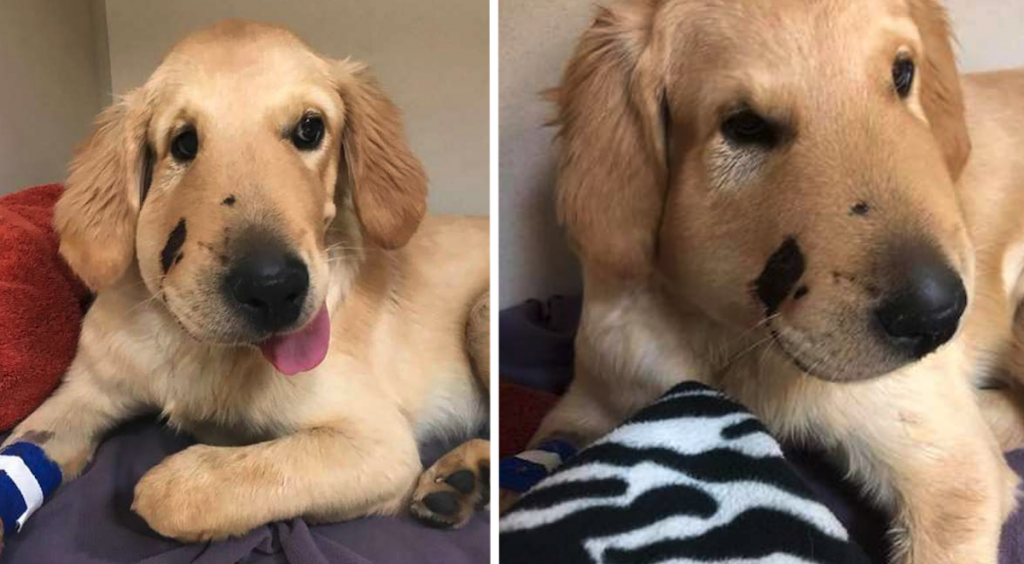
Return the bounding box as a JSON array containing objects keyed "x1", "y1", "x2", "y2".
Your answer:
[
  {"x1": 850, "y1": 201, "x2": 870, "y2": 216},
  {"x1": 17, "y1": 429, "x2": 54, "y2": 445},
  {"x1": 161, "y1": 219, "x2": 188, "y2": 275},
  {"x1": 222, "y1": 195, "x2": 236, "y2": 207},
  {"x1": 753, "y1": 237, "x2": 806, "y2": 315}
]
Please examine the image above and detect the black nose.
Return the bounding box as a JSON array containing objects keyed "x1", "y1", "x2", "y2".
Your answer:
[
  {"x1": 226, "y1": 252, "x2": 309, "y2": 332},
  {"x1": 875, "y1": 255, "x2": 966, "y2": 359}
]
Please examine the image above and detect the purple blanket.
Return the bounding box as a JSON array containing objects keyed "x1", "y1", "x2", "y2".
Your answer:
[
  {"x1": 501, "y1": 296, "x2": 1024, "y2": 564},
  {"x1": 1, "y1": 420, "x2": 488, "y2": 563}
]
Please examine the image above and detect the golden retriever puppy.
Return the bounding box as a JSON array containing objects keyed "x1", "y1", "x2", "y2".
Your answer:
[
  {"x1": 524, "y1": 0, "x2": 1024, "y2": 562},
  {"x1": 0, "y1": 20, "x2": 489, "y2": 547}
]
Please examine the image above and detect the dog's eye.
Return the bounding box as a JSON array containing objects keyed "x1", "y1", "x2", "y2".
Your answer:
[
  {"x1": 721, "y1": 110, "x2": 777, "y2": 147},
  {"x1": 893, "y1": 56, "x2": 915, "y2": 98},
  {"x1": 171, "y1": 129, "x2": 199, "y2": 161},
  {"x1": 292, "y1": 114, "x2": 325, "y2": 150}
]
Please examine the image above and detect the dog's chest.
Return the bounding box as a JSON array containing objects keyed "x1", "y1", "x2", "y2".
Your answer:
[{"x1": 151, "y1": 348, "x2": 311, "y2": 443}]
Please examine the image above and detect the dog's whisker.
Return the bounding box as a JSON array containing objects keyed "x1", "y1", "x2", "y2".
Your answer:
[
  {"x1": 124, "y1": 290, "x2": 167, "y2": 316},
  {"x1": 717, "y1": 332, "x2": 776, "y2": 376},
  {"x1": 714, "y1": 313, "x2": 782, "y2": 373}
]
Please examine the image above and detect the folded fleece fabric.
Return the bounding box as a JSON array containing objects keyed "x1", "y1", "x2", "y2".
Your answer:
[
  {"x1": 500, "y1": 381, "x2": 871, "y2": 564},
  {"x1": 0, "y1": 184, "x2": 89, "y2": 432}
]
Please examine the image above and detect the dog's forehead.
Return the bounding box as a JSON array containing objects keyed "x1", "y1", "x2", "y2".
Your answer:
[
  {"x1": 162, "y1": 24, "x2": 328, "y2": 86},
  {"x1": 660, "y1": 0, "x2": 921, "y2": 106},
  {"x1": 660, "y1": 0, "x2": 916, "y2": 58},
  {"x1": 146, "y1": 23, "x2": 343, "y2": 137}
]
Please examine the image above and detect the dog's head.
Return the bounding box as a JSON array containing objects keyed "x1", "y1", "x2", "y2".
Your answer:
[
  {"x1": 55, "y1": 20, "x2": 427, "y2": 374},
  {"x1": 555, "y1": 0, "x2": 972, "y2": 381}
]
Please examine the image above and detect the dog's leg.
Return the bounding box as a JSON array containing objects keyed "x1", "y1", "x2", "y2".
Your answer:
[
  {"x1": 466, "y1": 290, "x2": 490, "y2": 387},
  {"x1": 880, "y1": 425, "x2": 1015, "y2": 564},
  {"x1": 0, "y1": 367, "x2": 141, "y2": 554},
  {"x1": 408, "y1": 291, "x2": 491, "y2": 528},
  {"x1": 799, "y1": 370, "x2": 1019, "y2": 564},
  {"x1": 497, "y1": 365, "x2": 641, "y2": 514},
  {"x1": 131, "y1": 405, "x2": 422, "y2": 542},
  {"x1": 2, "y1": 368, "x2": 142, "y2": 480},
  {"x1": 976, "y1": 305, "x2": 1024, "y2": 451},
  {"x1": 975, "y1": 387, "x2": 1024, "y2": 452}
]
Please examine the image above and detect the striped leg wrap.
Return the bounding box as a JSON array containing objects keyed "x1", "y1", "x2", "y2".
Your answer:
[{"x1": 0, "y1": 442, "x2": 62, "y2": 537}]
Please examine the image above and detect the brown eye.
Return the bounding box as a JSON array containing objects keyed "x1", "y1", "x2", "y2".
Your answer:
[
  {"x1": 893, "y1": 56, "x2": 915, "y2": 98},
  {"x1": 171, "y1": 129, "x2": 199, "y2": 161},
  {"x1": 292, "y1": 114, "x2": 324, "y2": 150},
  {"x1": 722, "y1": 109, "x2": 778, "y2": 148}
]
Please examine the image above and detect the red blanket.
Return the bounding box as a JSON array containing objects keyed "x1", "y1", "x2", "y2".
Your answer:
[{"x1": 0, "y1": 184, "x2": 89, "y2": 431}]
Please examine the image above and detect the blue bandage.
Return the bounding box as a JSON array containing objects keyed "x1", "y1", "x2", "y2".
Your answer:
[
  {"x1": 0, "y1": 442, "x2": 62, "y2": 537},
  {"x1": 499, "y1": 439, "x2": 577, "y2": 493}
]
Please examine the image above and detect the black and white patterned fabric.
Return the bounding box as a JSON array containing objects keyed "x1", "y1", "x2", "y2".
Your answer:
[{"x1": 500, "y1": 382, "x2": 871, "y2": 564}]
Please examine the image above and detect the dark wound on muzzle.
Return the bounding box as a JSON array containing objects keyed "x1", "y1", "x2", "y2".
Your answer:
[
  {"x1": 753, "y1": 237, "x2": 806, "y2": 315},
  {"x1": 161, "y1": 219, "x2": 188, "y2": 275}
]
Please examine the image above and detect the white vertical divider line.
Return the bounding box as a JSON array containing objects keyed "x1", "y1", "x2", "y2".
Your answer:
[{"x1": 488, "y1": 0, "x2": 500, "y2": 560}]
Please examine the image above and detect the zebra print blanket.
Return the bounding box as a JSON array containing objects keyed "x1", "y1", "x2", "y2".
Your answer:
[{"x1": 499, "y1": 382, "x2": 871, "y2": 564}]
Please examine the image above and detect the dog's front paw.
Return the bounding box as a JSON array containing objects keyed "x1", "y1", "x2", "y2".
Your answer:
[
  {"x1": 410, "y1": 442, "x2": 489, "y2": 529},
  {"x1": 132, "y1": 445, "x2": 256, "y2": 542}
]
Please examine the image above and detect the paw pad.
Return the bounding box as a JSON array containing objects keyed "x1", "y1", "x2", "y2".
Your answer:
[
  {"x1": 411, "y1": 466, "x2": 485, "y2": 529},
  {"x1": 444, "y1": 469, "x2": 476, "y2": 494},
  {"x1": 423, "y1": 491, "x2": 460, "y2": 516}
]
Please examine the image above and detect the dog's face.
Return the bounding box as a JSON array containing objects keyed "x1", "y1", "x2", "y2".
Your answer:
[
  {"x1": 55, "y1": 21, "x2": 427, "y2": 374},
  {"x1": 556, "y1": 0, "x2": 972, "y2": 381}
]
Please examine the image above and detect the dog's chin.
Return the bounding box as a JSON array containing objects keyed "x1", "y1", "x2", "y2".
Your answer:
[
  {"x1": 766, "y1": 320, "x2": 909, "y2": 383},
  {"x1": 161, "y1": 296, "x2": 320, "y2": 348},
  {"x1": 164, "y1": 308, "x2": 257, "y2": 347}
]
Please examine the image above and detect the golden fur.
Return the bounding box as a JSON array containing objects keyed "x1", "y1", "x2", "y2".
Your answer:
[
  {"x1": 1, "y1": 20, "x2": 489, "y2": 544},
  {"x1": 519, "y1": 1, "x2": 1024, "y2": 562}
]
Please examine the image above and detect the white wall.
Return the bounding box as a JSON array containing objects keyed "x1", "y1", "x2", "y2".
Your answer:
[
  {"x1": 0, "y1": 0, "x2": 108, "y2": 194},
  {"x1": 498, "y1": 0, "x2": 1024, "y2": 308},
  {"x1": 498, "y1": 0, "x2": 591, "y2": 308},
  {"x1": 945, "y1": 1, "x2": 1024, "y2": 72},
  {"x1": 103, "y1": 0, "x2": 489, "y2": 216}
]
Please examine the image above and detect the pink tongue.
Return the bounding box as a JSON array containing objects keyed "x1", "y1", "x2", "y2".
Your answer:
[{"x1": 259, "y1": 304, "x2": 331, "y2": 376}]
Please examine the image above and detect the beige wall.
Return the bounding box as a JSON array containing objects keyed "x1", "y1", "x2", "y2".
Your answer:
[
  {"x1": 103, "y1": 0, "x2": 489, "y2": 216},
  {"x1": 0, "y1": 0, "x2": 109, "y2": 194},
  {"x1": 498, "y1": 0, "x2": 590, "y2": 308},
  {"x1": 498, "y1": 0, "x2": 1024, "y2": 307},
  {"x1": 945, "y1": 1, "x2": 1024, "y2": 72}
]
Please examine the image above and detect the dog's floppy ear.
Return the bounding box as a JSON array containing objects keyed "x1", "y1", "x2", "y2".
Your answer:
[
  {"x1": 907, "y1": 0, "x2": 971, "y2": 180},
  {"x1": 553, "y1": 0, "x2": 666, "y2": 279},
  {"x1": 54, "y1": 89, "x2": 152, "y2": 290},
  {"x1": 335, "y1": 62, "x2": 427, "y2": 250}
]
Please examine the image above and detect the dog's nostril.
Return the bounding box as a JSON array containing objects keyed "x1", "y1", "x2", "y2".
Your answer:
[
  {"x1": 226, "y1": 252, "x2": 309, "y2": 332},
  {"x1": 874, "y1": 252, "x2": 966, "y2": 359}
]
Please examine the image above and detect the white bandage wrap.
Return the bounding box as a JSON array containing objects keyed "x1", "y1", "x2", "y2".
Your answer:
[
  {"x1": 0, "y1": 455, "x2": 43, "y2": 531},
  {"x1": 515, "y1": 449, "x2": 565, "y2": 474},
  {"x1": 0, "y1": 441, "x2": 63, "y2": 537}
]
